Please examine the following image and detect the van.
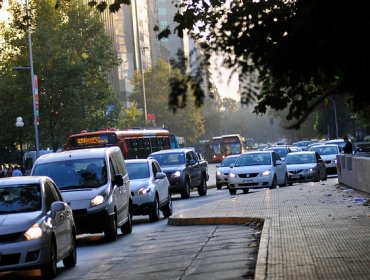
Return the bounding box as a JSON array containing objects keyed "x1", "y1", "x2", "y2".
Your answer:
[{"x1": 31, "y1": 147, "x2": 132, "y2": 241}]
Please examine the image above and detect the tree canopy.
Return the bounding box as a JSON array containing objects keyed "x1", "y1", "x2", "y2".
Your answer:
[{"x1": 0, "y1": 0, "x2": 120, "y2": 154}]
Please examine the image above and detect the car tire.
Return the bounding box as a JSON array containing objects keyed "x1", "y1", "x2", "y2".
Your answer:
[
  {"x1": 216, "y1": 183, "x2": 222, "y2": 190},
  {"x1": 149, "y1": 196, "x2": 160, "y2": 222},
  {"x1": 121, "y1": 208, "x2": 132, "y2": 234},
  {"x1": 269, "y1": 176, "x2": 277, "y2": 189},
  {"x1": 162, "y1": 194, "x2": 173, "y2": 218},
  {"x1": 197, "y1": 175, "x2": 207, "y2": 196},
  {"x1": 104, "y1": 214, "x2": 117, "y2": 241},
  {"x1": 63, "y1": 232, "x2": 77, "y2": 268},
  {"x1": 181, "y1": 179, "x2": 191, "y2": 199},
  {"x1": 229, "y1": 188, "x2": 236, "y2": 195},
  {"x1": 282, "y1": 174, "x2": 288, "y2": 187},
  {"x1": 41, "y1": 240, "x2": 57, "y2": 279},
  {"x1": 242, "y1": 188, "x2": 249, "y2": 194}
]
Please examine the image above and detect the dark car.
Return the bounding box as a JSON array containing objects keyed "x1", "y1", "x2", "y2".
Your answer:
[
  {"x1": 0, "y1": 176, "x2": 77, "y2": 278},
  {"x1": 285, "y1": 151, "x2": 327, "y2": 185},
  {"x1": 149, "y1": 148, "x2": 208, "y2": 199}
]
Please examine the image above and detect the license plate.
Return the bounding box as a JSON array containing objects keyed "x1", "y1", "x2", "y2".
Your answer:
[
  {"x1": 291, "y1": 175, "x2": 300, "y2": 179},
  {"x1": 243, "y1": 179, "x2": 253, "y2": 183}
]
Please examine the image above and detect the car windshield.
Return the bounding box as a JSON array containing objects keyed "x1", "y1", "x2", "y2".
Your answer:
[
  {"x1": 0, "y1": 184, "x2": 41, "y2": 214},
  {"x1": 150, "y1": 153, "x2": 185, "y2": 166},
  {"x1": 32, "y1": 158, "x2": 107, "y2": 190},
  {"x1": 269, "y1": 148, "x2": 288, "y2": 157},
  {"x1": 126, "y1": 162, "x2": 150, "y2": 180},
  {"x1": 220, "y1": 157, "x2": 237, "y2": 167},
  {"x1": 310, "y1": 146, "x2": 338, "y2": 155},
  {"x1": 285, "y1": 154, "x2": 316, "y2": 164},
  {"x1": 235, "y1": 153, "x2": 271, "y2": 166}
]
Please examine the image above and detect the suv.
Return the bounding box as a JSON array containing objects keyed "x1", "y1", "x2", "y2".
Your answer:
[
  {"x1": 31, "y1": 147, "x2": 132, "y2": 241},
  {"x1": 149, "y1": 148, "x2": 208, "y2": 199}
]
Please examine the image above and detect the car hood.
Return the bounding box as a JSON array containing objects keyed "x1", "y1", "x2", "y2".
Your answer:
[
  {"x1": 320, "y1": 154, "x2": 337, "y2": 161},
  {"x1": 161, "y1": 165, "x2": 185, "y2": 174},
  {"x1": 287, "y1": 163, "x2": 316, "y2": 171},
  {"x1": 130, "y1": 178, "x2": 150, "y2": 192},
  {"x1": 231, "y1": 165, "x2": 272, "y2": 173},
  {"x1": 0, "y1": 211, "x2": 43, "y2": 235},
  {"x1": 218, "y1": 166, "x2": 232, "y2": 173}
]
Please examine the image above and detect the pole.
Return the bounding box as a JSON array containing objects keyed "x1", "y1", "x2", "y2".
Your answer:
[
  {"x1": 329, "y1": 97, "x2": 339, "y2": 139},
  {"x1": 26, "y1": 0, "x2": 39, "y2": 158},
  {"x1": 141, "y1": 47, "x2": 148, "y2": 124}
]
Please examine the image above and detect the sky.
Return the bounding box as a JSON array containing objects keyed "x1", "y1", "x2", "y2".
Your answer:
[{"x1": 210, "y1": 54, "x2": 240, "y2": 100}]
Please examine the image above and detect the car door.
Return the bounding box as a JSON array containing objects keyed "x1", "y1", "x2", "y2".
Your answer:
[
  {"x1": 44, "y1": 180, "x2": 69, "y2": 258},
  {"x1": 152, "y1": 161, "x2": 168, "y2": 205},
  {"x1": 187, "y1": 151, "x2": 201, "y2": 187}
]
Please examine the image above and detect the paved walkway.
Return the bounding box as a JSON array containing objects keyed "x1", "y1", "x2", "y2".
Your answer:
[{"x1": 168, "y1": 178, "x2": 370, "y2": 280}]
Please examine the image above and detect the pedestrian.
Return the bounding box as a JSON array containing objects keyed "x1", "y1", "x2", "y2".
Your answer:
[
  {"x1": 12, "y1": 166, "x2": 23, "y2": 176},
  {"x1": 6, "y1": 166, "x2": 13, "y2": 177},
  {"x1": 342, "y1": 135, "x2": 353, "y2": 154}
]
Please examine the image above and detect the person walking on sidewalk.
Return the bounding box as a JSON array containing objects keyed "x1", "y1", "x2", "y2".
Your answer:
[
  {"x1": 342, "y1": 135, "x2": 353, "y2": 154},
  {"x1": 12, "y1": 166, "x2": 23, "y2": 176}
]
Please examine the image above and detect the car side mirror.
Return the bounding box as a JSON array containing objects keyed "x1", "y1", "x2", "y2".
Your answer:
[
  {"x1": 276, "y1": 160, "x2": 282, "y2": 165},
  {"x1": 155, "y1": 172, "x2": 166, "y2": 180},
  {"x1": 114, "y1": 174, "x2": 124, "y2": 186},
  {"x1": 50, "y1": 201, "x2": 65, "y2": 219}
]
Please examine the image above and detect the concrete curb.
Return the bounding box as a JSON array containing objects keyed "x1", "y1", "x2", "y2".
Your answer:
[{"x1": 168, "y1": 215, "x2": 269, "y2": 280}]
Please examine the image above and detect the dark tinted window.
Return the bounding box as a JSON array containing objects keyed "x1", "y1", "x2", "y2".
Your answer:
[{"x1": 0, "y1": 184, "x2": 41, "y2": 213}]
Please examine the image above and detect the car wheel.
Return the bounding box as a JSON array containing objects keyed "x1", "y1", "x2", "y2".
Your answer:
[
  {"x1": 104, "y1": 214, "x2": 117, "y2": 241},
  {"x1": 121, "y1": 207, "x2": 132, "y2": 234},
  {"x1": 229, "y1": 188, "x2": 236, "y2": 195},
  {"x1": 149, "y1": 196, "x2": 160, "y2": 222},
  {"x1": 63, "y1": 232, "x2": 77, "y2": 268},
  {"x1": 242, "y1": 188, "x2": 249, "y2": 194},
  {"x1": 216, "y1": 183, "x2": 222, "y2": 190},
  {"x1": 181, "y1": 179, "x2": 191, "y2": 199},
  {"x1": 41, "y1": 240, "x2": 57, "y2": 279},
  {"x1": 197, "y1": 176, "x2": 207, "y2": 196},
  {"x1": 269, "y1": 176, "x2": 277, "y2": 189},
  {"x1": 162, "y1": 194, "x2": 173, "y2": 218},
  {"x1": 282, "y1": 174, "x2": 288, "y2": 187}
]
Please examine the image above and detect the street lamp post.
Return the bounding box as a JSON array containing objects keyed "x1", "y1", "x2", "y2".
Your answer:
[
  {"x1": 15, "y1": 117, "x2": 24, "y2": 166},
  {"x1": 13, "y1": 0, "x2": 40, "y2": 159},
  {"x1": 141, "y1": 47, "x2": 148, "y2": 124},
  {"x1": 328, "y1": 97, "x2": 339, "y2": 139}
]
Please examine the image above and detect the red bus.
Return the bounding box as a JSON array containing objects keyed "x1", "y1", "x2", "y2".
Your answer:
[
  {"x1": 210, "y1": 134, "x2": 245, "y2": 162},
  {"x1": 65, "y1": 128, "x2": 172, "y2": 159}
]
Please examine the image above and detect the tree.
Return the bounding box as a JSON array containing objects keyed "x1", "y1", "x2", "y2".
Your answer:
[
  {"x1": 0, "y1": 0, "x2": 120, "y2": 152},
  {"x1": 162, "y1": 0, "x2": 370, "y2": 128},
  {"x1": 130, "y1": 59, "x2": 205, "y2": 145}
]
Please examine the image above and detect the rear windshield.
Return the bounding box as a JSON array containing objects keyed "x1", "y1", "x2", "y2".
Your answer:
[
  {"x1": 32, "y1": 158, "x2": 107, "y2": 190},
  {"x1": 0, "y1": 184, "x2": 41, "y2": 214}
]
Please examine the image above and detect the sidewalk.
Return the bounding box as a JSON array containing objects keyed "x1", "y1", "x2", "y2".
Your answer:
[{"x1": 168, "y1": 178, "x2": 370, "y2": 280}]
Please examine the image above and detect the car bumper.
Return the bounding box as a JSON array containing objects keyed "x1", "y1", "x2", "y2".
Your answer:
[
  {"x1": 131, "y1": 192, "x2": 156, "y2": 215},
  {"x1": 288, "y1": 172, "x2": 316, "y2": 183},
  {"x1": 216, "y1": 174, "x2": 229, "y2": 185},
  {"x1": 166, "y1": 177, "x2": 186, "y2": 194},
  {"x1": 0, "y1": 236, "x2": 51, "y2": 272},
  {"x1": 228, "y1": 175, "x2": 273, "y2": 189},
  {"x1": 72, "y1": 207, "x2": 111, "y2": 235}
]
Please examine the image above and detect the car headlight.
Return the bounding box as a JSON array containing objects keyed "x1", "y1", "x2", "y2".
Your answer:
[
  {"x1": 334, "y1": 159, "x2": 337, "y2": 164},
  {"x1": 137, "y1": 187, "x2": 151, "y2": 195},
  {"x1": 262, "y1": 170, "x2": 271, "y2": 176},
  {"x1": 90, "y1": 195, "x2": 105, "y2": 207},
  {"x1": 216, "y1": 171, "x2": 221, "y2": 176},
  {"x1": 24, "y1": 224, "x2": 43, "y2": 240},
  {"x1": 307, "y1": 168, "x2": 316, "y2": 173},
  {"x1": 229, "y1": 172, "x2": 236, "y2": 178},
  {"x1": 171, "y1": 171, "x2": 181, "y2": 178}
]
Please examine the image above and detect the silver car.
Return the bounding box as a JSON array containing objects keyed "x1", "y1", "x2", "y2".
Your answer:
[
  {"x1": 0, "y1": 176, "x2": 76, "y2": 278},
  {"x1": 228, "y1": 151, "x2": 288, "y2": 195},
  {"x1": 215, "y1": 155, "x2": 239, "y2": 189},
  {"x1": 126, "y1": 158, "x2": 172, "y2": 222},
  {"x1": 285, "y1": 151, "x2": 327, "y2": 185},
  {"x1": 309, "y1": 144, "x2": 340, "y2": 175}
]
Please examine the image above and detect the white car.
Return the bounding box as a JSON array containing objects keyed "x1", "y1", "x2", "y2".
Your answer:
[
  {"x1": 215, "y1": 154, "x2": 239, "y2": 189},
  {"x1": 228, "y1": 151, "x2": 288, "y2": 195},
  {"x1": 309, "y1": 144, "x2": 340, "y2": 175},
  {"x1": 126, "y1": 158, "x2": 172, "y2": 222}
]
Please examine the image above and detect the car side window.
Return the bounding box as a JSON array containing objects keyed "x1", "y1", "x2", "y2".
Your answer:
[
  {"x1": 46, "y1": 180, "x2": 63, "y2": 201},
  {"x1": 44, "y1": 182, "x2": 59, "y2": 212},
  {"x1": 186, "y1": 152, "x2": 192, "y2": 163},
  {"x1": 151, "y1": 162, "x2": 159, "y2": 177},
  {"x1": 153, "y1": 161, "x2": 161, "y2": 173}
]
